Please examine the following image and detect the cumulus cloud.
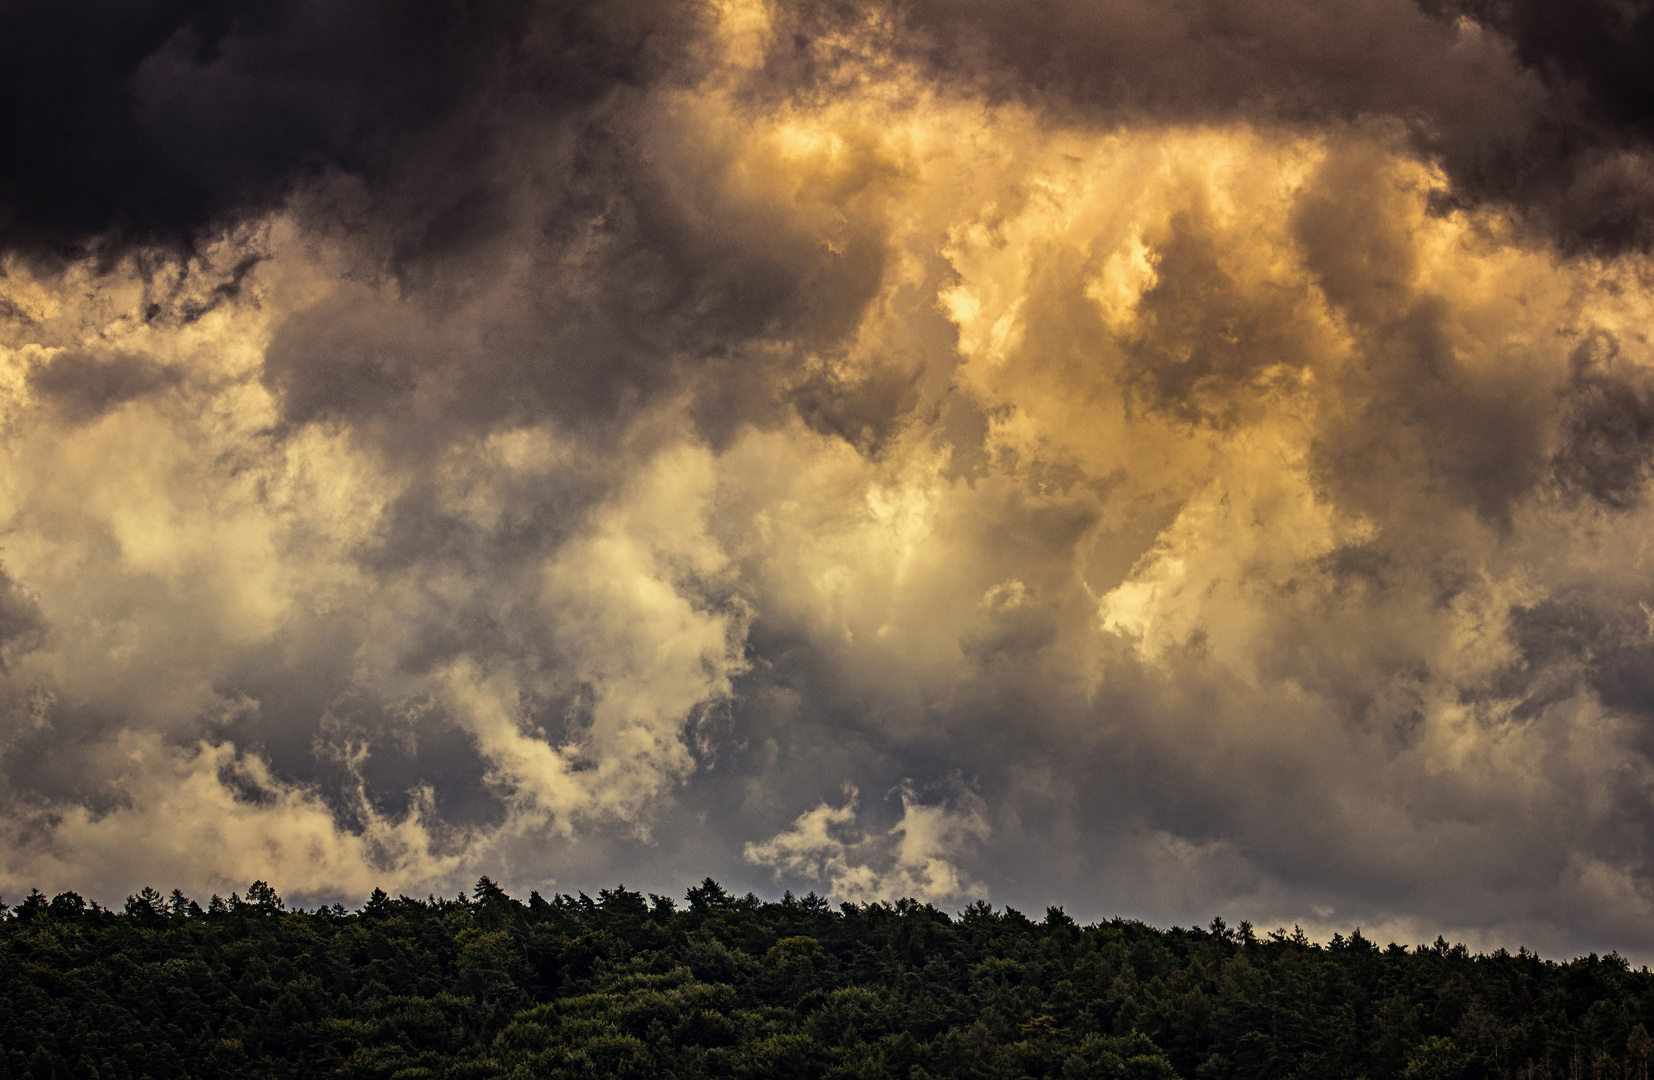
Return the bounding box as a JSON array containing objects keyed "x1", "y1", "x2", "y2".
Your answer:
[
  {"x1": 744, "y1": 784, "x2": 989, "y2": 904},
  {"x1": 0, "y1": 735, "x2": 460, "y2": 900},
  {"x1": 7, "y1": 0, "x2": 1654, "y2": 962}
]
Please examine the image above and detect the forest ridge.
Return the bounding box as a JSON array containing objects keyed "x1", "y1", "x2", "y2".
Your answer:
[{"x1": 2, "y1": 879, "x2": 1651, "y2": 1080}]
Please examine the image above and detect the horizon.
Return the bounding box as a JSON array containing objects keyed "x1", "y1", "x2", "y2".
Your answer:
[{"x1": 9, "y1": 874, "x2": 1649, "y2": 971}]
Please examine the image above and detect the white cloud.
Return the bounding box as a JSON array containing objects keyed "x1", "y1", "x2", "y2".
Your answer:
[
  {"x1": 745, "y1": 784, "x2": 989, "y2": 905},
  {"x1": 0, "y1": 734, "x2": 459, "y2": 903}
]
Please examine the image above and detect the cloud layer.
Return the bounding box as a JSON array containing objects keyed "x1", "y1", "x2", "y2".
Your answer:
[{"x1": 5, "y1": 0, "x2": 1654, "y2": 960}]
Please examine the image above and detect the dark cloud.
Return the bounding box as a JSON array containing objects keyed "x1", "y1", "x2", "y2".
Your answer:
[
  {"x1": 258, "y1": 94, "x2": 893, "y2": 455},
  {"x1": 1428, "y1": 0, "x2": 1654, "y2": 252},
  {"x1": 1122, "y1": 210, "x2": 1322, "y2": 429},
  {"x1": 0, "y1": 567, "x2": 44, "y2": 661},
  {"x1": 1291, "y1": 144, "x2": 1560, "y2": 527},
  {"x1": 6, "y1": 0, "x2": 1654, "y2": 268},
  {"x1": 0, "y1": 0, "x2": 689, "y2": 261},
  {"x1": 26, "y1": 350, "x2": 182, "y2": 424},
  {"x1": 777, "y1": 0, "x2": 1651, "y2": 255},
  {"x1": 1507, "y1": 594, "x2": 1654, "y2": 728},
  {"x1": 1554, "y1": 331, "x2": 1654, "y2": 509},
  {"x1": 1462, "y1": 0, "x2": 1654, "y2": 134},
  {"x1": 789, "y1": 361, "x2": 922, "y2": 454}
]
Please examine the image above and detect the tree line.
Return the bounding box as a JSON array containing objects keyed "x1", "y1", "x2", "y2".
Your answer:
[{"x1": 1, "y1": 877, "x2": 1651, "y2": 1079}]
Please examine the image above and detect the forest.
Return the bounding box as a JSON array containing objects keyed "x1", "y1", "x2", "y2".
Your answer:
[{"x1": 1, "y1": 878, "x2": 1650, "y2": 1080}]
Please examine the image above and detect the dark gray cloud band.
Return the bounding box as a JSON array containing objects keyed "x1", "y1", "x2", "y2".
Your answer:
[{"x1": 6, "y1": 0, "x2": 1654, "y2": 262}]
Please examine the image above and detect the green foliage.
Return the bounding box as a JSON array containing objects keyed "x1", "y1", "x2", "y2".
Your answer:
[
  {"x1": 1399, "y1": 1036, "x2": 1469, "y2": 1080},
  {"x1": 0, "y1": 882, "x2": 1649, "y2": 1079}
]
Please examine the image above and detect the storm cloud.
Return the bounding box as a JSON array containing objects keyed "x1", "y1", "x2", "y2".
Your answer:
[{"x1": 5, "y1": 0, "x2": 1654, "y2": 961}]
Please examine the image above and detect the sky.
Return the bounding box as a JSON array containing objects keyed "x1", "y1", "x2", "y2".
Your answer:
[{"x1": 4, "y1": 0, "x2": 1654, "y2": 960}]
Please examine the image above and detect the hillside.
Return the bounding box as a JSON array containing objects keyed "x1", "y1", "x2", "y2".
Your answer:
[{"x1": 2, "y1": 879, "x2": 1648, "y2": 1079}]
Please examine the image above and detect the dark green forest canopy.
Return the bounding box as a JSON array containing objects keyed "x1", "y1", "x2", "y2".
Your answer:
[{"x1": 3, "y1": 880, "x2": 1652, "y2": 1080}]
